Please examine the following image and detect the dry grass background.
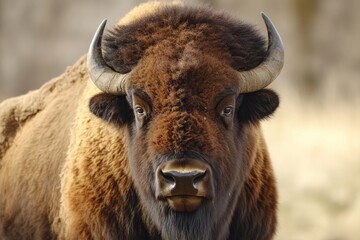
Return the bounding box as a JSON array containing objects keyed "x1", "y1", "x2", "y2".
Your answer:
[
  {"x1": 264, "y1": 96, "x2": 360, "y2": 240},
  {"x1": 1, "y1": 0, "x2": 359, "y2": 239}
]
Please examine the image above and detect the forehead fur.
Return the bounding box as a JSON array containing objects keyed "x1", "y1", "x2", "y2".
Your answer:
[{"x1": 103, "y1": 2, "x2": 266, "y2": 74}]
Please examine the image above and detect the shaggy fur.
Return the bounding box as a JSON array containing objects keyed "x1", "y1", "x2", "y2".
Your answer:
[
  {"x1": 0, "y1": 57, "x2": 88, "y2": 239},
  {"x1": 104, "y1": 3, "x2": 266, "y2": 73},
  {"x1": 0, "y1": 2, "x2": 280, "y2": 240}
]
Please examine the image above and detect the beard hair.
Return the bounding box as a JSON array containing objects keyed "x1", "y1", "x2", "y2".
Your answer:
[{"x1": 158, "y1": 204, "x2": 215, "y2": 240}]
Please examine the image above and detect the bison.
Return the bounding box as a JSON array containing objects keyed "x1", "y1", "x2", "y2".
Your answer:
[{"x1": 0, "y1": 1, "x2": 284, "y2": 239}]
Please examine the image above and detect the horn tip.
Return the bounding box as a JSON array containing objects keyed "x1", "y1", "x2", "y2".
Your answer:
[
  {"x1": 98, "y1": 19, "x2": 108, "y2": 30},
  {"x1": 260, "y1": 12, "x2": 267, "y2": 18},
  {"x1": 260, "y1": 12, "x2": 284, "y2": 50},
  {"x1": 260, "y1": 12, "x2": 272, "y2": 24}
]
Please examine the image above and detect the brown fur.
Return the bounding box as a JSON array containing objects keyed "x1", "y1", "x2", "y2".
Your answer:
[
  {"x1": 104, "y1": 3, "x2": 266, "y2": 74},
  {"x1": 0, "y1": 57, "x2": 88, "y2": 239},
  {"x1": 0, "y1": 2, "x2": 279, "y2": 239}
]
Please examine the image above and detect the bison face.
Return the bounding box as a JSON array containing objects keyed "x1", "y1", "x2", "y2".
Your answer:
[
  {"x1": 87, "y1": 7, "x2": 283, "y2": 239},
  {"x1": 89, "y1": 47, "x2": 279, "y2": 238}
]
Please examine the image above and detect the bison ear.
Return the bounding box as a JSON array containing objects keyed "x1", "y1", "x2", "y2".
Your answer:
[
  {"x1": 237, "y1": 89, "x2": 279, "y2": 123},
  {"x1": 89, "y1": 93, "x2": 133, "y2": 125}
]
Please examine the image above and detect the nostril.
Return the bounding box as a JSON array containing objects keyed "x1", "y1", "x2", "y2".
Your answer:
[
  {"x1": 161, "y1": 170, "x2": 176, "y2": 183},
  {"x1": 193, "y1": 170, "x2": 206, "y2": 185}
]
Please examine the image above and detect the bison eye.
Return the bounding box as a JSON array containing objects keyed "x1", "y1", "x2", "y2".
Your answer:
[
  {"x1": 135, "y1": 105, "x2": 146, "y2": 118},
  {"x1": 216, "y1": 94, "x2": 236, "y2": 129},
  {"x1": 221, "y1": 106, "x2": 234, "y2": 117},
  {"x1": 132, "y1": 92, "x2": 152, "y2": 128}
]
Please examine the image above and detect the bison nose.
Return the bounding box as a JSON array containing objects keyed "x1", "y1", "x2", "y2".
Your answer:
[
  {"x1": 160, "y1": 168, "x2": 206, "y2": 196},
  {"x1": 155, "y1": 159, "x2": 214, "y2": 212}
]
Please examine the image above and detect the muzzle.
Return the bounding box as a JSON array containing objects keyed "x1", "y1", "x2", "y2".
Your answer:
[{"x1": 155, "y1": 158, "x2": 214, "y2": 212}]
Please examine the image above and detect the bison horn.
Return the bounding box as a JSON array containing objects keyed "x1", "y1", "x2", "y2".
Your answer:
[
  {"x1": 237, "y1": 13, "x2": 284, "y2": 93},
  {"x1": 87, "y1": 19, "x2": 128, "y2": 95}
]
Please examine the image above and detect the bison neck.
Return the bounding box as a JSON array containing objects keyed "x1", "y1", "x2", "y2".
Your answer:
[{"x1": 228, "y1": 148, "x2": 278, "y2": 240}]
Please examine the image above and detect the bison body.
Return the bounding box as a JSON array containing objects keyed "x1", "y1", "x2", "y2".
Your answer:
[{"x1": 0, "y1": 2, "x2": 283, "y2": 239}]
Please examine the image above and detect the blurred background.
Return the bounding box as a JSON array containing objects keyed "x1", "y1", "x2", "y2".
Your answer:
[{"x1": 0, "y1": 0, "x2": 359, "y2": 239}]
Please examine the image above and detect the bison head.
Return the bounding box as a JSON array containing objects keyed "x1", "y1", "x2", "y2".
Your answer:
[{"x1": 87, "y1": 6, "x2": 283, "y2": 240}]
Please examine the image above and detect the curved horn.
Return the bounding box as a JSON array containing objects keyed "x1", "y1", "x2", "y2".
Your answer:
[
  {"x1": 237, "y1": 13, "x2": 284, "y2": 93},
  {"x1": 87, "y1": 19, "x2": 128, "y2": 95}
]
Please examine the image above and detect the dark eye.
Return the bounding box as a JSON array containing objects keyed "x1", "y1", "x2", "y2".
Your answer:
[
  {"x1": 135, "y1": 105, "x2": 146, "y2": 118},
  {"x1": 222, "y1": 106, "x2": 234, "y2": 117}
]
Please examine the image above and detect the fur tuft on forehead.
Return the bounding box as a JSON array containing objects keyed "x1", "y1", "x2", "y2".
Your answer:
[{"x1": 103, "y1": 2, "x2": 266, "y2": 74}]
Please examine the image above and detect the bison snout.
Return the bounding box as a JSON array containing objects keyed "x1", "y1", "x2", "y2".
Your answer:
[{"x1": 155, "y1": 159, "x2": 214, "y2": 212}]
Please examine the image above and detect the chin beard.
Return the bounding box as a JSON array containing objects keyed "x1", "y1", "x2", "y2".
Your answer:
[{"x1": 157, "y1": 204, "x2": 215, "y2": 240}]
